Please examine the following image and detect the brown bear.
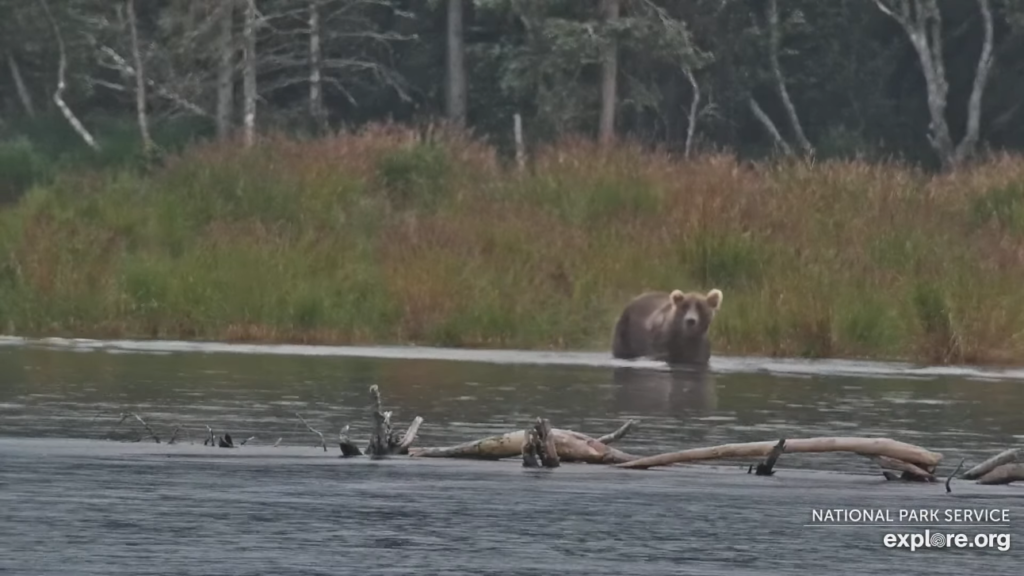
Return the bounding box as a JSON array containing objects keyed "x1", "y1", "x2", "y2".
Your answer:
[{"x1": 610, "y1": 288, "x2": 723, "y2": 365}]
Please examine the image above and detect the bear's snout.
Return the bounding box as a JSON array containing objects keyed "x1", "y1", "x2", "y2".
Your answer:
[{"x1": 684, "y1": 317, "x2": 697, "y2": 328}]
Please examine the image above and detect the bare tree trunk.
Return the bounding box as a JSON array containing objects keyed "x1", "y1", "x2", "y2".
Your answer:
[
  {"x1": 766, "y1": 0, "x2": 812, "y2": 156},
  {"x1": 6, "y1": 52, "x2": 36, "y2": 118},
  {"x1": 37, "y1": 0, "x2": 100, "y2": 151},
  {"x1": 598, "y1": 0, "x2": 620, "y2": 146},
  {"x1": 242, "y1": 0, "x2": 257, "y2": 147},
  {"x1": 513, "y1": 112, "x2": 525, "y2": 171},
  {"x1": 953, "y1": 0, "x2": 994, "y2": 163},
  {"x1": 308, "y1": 1, "x2": 327, "y2": 132},
  {"x1": 872, "y1": 0, "x2": 994, "y2": 170},
  {"x1": 748, "y1": 96, "x2": 792, "y2": 155},
  {"x1": 445, "y1": 0, "x2": 467, "y2": 126},
  {"x1": 216, "y1": 0, "x2": 235, "y2": 139},
  {"x1": 126, "y1": 0, "x2": 153, "y2": 153},
  {"x1": 683, "y1": 67, "x2": 700, "y2": 158}
]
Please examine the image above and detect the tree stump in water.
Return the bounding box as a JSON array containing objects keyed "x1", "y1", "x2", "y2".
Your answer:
[
  {"x1": 748, "y1": 438, "x2": 785, "y2": 476},
  {"x1": 522, "y1": 418, "x2": 560, "y2": 468}
]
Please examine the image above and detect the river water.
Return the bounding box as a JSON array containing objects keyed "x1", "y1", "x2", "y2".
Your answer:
[{"x1": 0, "y1": 336, "x2": 1021, "y2": 575}]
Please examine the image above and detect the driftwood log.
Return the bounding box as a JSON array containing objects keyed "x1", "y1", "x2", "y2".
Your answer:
[
  {"x1": 614, "y1": 437, "x2": 943, "y2": 472},
  {"x1": 99, "y1": 388, "x2": 1024, "y2": 488},
  {"x1": 961, "y1": 448, "x2": 1022, "y2": 480},
  {"x1": 408, "y1": 420, "x2": 641, "y2": 465},
  {"x1": 975, "y1": 464, "x2": 1024, "y2": 485}
]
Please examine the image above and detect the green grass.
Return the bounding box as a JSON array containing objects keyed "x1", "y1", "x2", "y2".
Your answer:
[{"x1": 3, "y1": 124, "x2": 1024, "y2": 365}]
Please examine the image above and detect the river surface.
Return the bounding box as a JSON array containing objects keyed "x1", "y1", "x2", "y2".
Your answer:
[{"x1": 0, "y1": 336, "x2": 1022, "y2": 575}]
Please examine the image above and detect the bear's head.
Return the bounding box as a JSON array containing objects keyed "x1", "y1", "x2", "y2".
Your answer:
[{"x1": 668, "y1": 288, "x2": 723, "y2": 339}]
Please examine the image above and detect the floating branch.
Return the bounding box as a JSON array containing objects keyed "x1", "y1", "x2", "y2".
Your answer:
[
  {"x1": 167, "y1": 425, "x2": 189, "y2": 445},
  {"x1": 961, "y1": 448, "x2": 1022, "y2": 480},
  {"x1": 203, "y1": 425, "x2": 234, "y2": 448},
  {"x1": 596, "y1": 419, "x2": 637, "y2": 445},
  {"x1": 111, "y1": 411, "x2": 161, "y2": 443},
  {"x1": 615, "y1": 437, "x2": 942, "y2": 471},
  {"x1": 946, "y1": 459, "x2": 965, "y2": 493},
  {"x1": 295, "y1": 412, "x2": 328, "y2": 452}
]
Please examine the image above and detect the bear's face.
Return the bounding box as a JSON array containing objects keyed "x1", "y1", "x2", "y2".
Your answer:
[{"x1": 668, "y1": 288, "x2": 722, "y2": 339}]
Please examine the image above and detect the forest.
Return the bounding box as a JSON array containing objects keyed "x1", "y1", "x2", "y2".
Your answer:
[{"x1": 2, "y1": 0, "x2": 1024, "y2": 365}]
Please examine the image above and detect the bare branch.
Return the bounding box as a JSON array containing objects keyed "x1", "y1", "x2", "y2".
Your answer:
[
  {"x1": 242, "y1": 0, "x2": 258, "y2": 147},
  {"x1": 953, "y1": 0, "x2": 995, "y2": 164},
  {"x1": 294, "y1": 412, "x2": 328, "y2": 451},
  {"x1": 97, "y1": 46, "x2": 210, "y2": 117},
  {"x1": 683, "y1": 67, "x2": 700, "y2": 158},
  {"x1": 6, "y1": 52, "x2": 36, "y2": 118},
  {"x1": 37, "y1": 0, "x2": 100, "y2": 151},
  {"x1": 766, "y1": 0, "x2": 813, "y2": 156},
  {"x1": 126, "y1": 0, "x2": 153, "y2": 152}
]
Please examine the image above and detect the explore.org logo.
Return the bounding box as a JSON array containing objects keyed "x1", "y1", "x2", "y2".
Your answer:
[
  {"x1": 806, "y1": 508, "x2": 1013, "y2": 552},
  {"x1": 883, "y1": 530, "x2": 1011, "y2": 552}
]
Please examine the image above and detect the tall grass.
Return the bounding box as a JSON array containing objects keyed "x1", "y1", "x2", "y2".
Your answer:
[{"x1": 3, "y1": 123, "x2": 1024, "y2": 365}]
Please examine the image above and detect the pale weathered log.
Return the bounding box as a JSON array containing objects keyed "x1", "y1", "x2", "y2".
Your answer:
[
  {"x1": 410, "y1": 426, "x2": 639, "y2": 465},
  {"x1": 867, "y1": 454, "x2": 935, "y2": 482},
  {"x1": 616, "y1": 437, "x2": 942, "y2": 470},
  {"x1": 975, "y1": 463, "x2": 1024, "y2": 485},
  {"x1": 961, "y1": 448, "x2": 1022, "y2": 480}
]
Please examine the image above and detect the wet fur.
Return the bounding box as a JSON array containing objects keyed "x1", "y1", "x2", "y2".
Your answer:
[{"x1": 611, "y1": 289, "x2": 722, "y2": 365}]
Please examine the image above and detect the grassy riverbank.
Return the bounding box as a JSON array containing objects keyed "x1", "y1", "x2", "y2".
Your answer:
[{"x1": 2, "y1": 124, "x2": 1024, "y2": 365}]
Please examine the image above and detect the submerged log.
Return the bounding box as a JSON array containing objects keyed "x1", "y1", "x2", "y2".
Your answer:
[
  {"x1": 975, "y1": 463, "x2": 1024, "y2": 485},
  {"x1": 868, "y1": 455, "x2": 935, "y2": 482},
  {"x1": 409, "y1": 421, "x2": 640, "y2": 465},
  {"x1": 961, "y1": 448, "x2": 1022, "y2": 480},
  {"x1": 616, "y1": 437, "x2": 942, "y2": 470}
]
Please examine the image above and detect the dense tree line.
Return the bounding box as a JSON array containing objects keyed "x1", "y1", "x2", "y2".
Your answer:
[{"x1": 1, "y1": 0, "x2": 1023, "y2": 170}]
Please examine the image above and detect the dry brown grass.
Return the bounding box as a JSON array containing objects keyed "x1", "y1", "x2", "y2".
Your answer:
[{"x1": 2, "y1": 124, "x2": 1024, "y2": 365}]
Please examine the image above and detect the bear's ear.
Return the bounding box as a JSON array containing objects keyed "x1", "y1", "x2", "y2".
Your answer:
[
  {"x1": 670, "y1": 289, "x2": 685, "y2": 306},
  {"x1": 706, "y1": 289, "x2": 723, "y2": 310}
]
